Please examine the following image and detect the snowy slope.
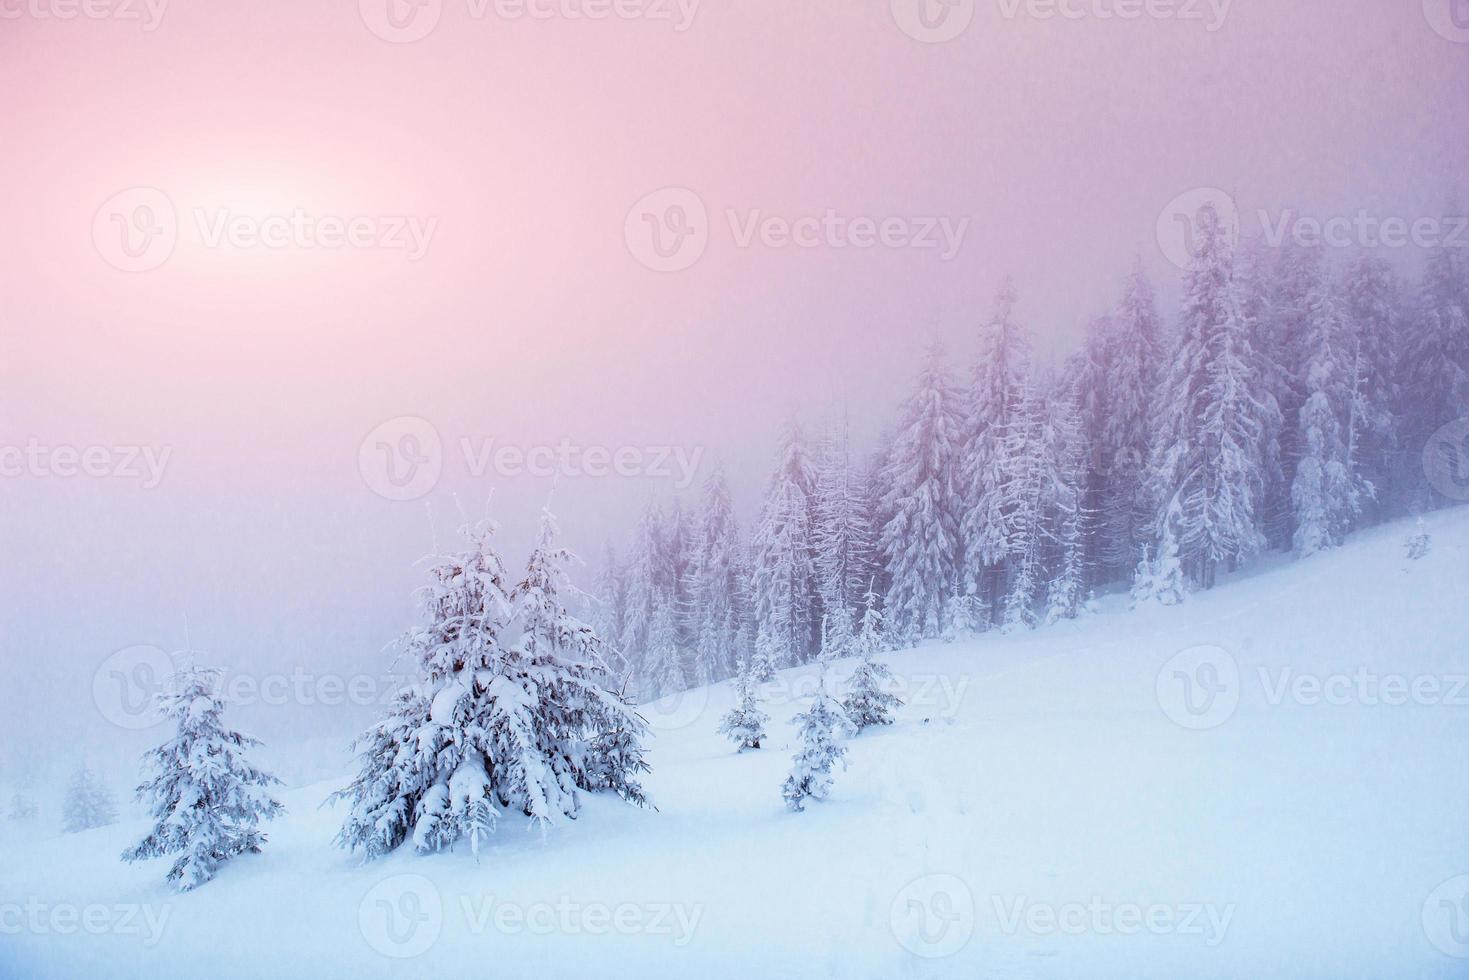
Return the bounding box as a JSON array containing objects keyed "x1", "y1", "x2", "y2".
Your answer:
[{"x1": 4, "y1": 509, "x2": 1468, "y2": 979}]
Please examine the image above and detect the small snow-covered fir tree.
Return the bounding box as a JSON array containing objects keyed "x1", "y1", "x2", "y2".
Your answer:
[
  {"x1": 1130, "y1": 510, "x2": 1188, "y2": 608},
  {"x1": 782, "y1": 672, "x2": 853, "y2": 812},
  {"x1": 717, "y1": 660, "x2": 769, "y2": 751},
  {"x1": 843, "y1": 584, "x2": 901, "y2": 730},
  {"x1": 122, "y1": 665, "x2": 282, "y2": 890},
  {"x1": 62, "y1": 763, "x2": 117, "y2": 834},
  {"x1": 813, "y1": 415, "x2": 877, "y2": 659},
  {"x1": 8, "y1": 792, "x2": 38, "y2": 821},
  {"x1": 1405, "y1": 519, "x2": 1431, "y2": 561}
]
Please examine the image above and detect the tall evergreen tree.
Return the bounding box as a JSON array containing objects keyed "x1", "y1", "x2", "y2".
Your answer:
[
  {"x1": 1147, "y1": 203, "x2": 1269, "y2": 588},
  {"x1": 691, "y1": 462, "x2": 746, "y2": 685},
  {"x1": 813, "y1": 414, "x2": 877, "y2": 658},
  {"x1": 751, "y1": 420, "x2": 821, "y2": 668},
  {"x1": 877, "y1": 341, "x2": 965, "y2": 645},
  {"x1": 959, "y1": 279, "x2": 1032, "y2": 621}
]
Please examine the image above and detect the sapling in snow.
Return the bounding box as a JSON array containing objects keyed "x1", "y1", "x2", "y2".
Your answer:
[
  {"x1": 122, "y1": 665, "x2": 283, "y2": 891},
  {"x1": 1406, "y1": 519, "x2": 1431, "y2": 560},
  {"x1": 842, "y1": 584, "x2": 902, "y2": 731},
  {"x1": 782, "y1": 672, "x2": 853, "y2": 812},
  {"x1": 717, "y1": 660, "x2": 769, "y2": 751},
  {"x1": 61, "y1": 763, "x2": 117, "y2": 833}
]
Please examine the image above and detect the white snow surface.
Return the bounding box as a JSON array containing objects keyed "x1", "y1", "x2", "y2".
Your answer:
[{"x1": 5, "y1": 509, "x2": 1468, "y2": 978}]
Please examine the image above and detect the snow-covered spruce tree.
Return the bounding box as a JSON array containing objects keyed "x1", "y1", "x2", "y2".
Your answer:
[
  {"x1": 1405, "y1": 518, "x2": 1431, "y2": 561},
  {"x1": 333, "y1": 513, "x2": 648, "y2": 863},
  {"x1": 618, "y1": 499, "x2": 664, "y2": 697},
  {"x1": 1235, "y1": 235, "x2": 1289, "y2": 552},
  {"x1": 717, "y1": 660, "x2": 769, "y2": 751},
  {"x1": 1342, "y1": 256, "x2": 1401, "y2": 522},
  {"x1": 8, "y1": 792, "x2": 38, "y2": 821},
  {"x1": 1146, "y1": 202, "x2": 1269, "y2": 589},
  {"x1": 782, "y1": 672, "x2": 853, "y2": 812},
  {"x1": 591, "y1": 542, "x2": 630, "y2": 686},
  {"x1": 1129, "y1": 505, "x2": 1187, "y2": 608},
  {"x1": 691, "y1": 461, "x2": 746, "y2": 686},
  {"x1": 1100, "y1": 259, "x2": 1164, "y2": 575},
  {"x1": 959, "y1": 279, "x2": 1032, "y2": 622},
  {"x1": 843, "y1": 584, "x2": 901, "y2": 730},
  {"x1": 122, "y1": 665, "x2": 282, "y2": 890},
  {"x1": 877, "y1": 340, "x2": 965, "y2": 645},
  {"x1": 813, "y1": 414, "x2": 877, "y2": 660},
  {"x1": 62, "y1": 763, "x2": 117, "y2": 833},
  {"x1": 512, "y1": 504, "x2": 651, "y2": 810},
  {"x1": 648, "y1": 597, "x2": 690, "y2": 697},
  {"x1": 1403, "y1": 234, "x2": 1469, "y2": 507},
  {"x1": 1291, "y1": 277, "x2": 1368, "y2": 556},
  {"x1": 751, "y1": 419, "x2": 821, "y2": 669}
]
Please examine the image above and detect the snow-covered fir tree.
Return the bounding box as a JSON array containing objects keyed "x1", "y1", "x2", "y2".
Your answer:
[
  {"x1": 1129, "y1": 505, "x2": 1188, "y2": 608},
  {"x1": 813, "y1": 414, "x2": 877, "y2": 660},
  {"x1": 1341, "y1": 256, "x2": 1401, "y2": 521},
  {"x1": 122, "y1": 665, "x2": 282, "y2": 890},
  {"x1": 843, "y1": 584, "x2": 901, "y2": 730},
  {"x1": 1292, "y1": 276, "x2": 1369, "y2": 556},
  {"x1": 690, "y1": 461, "x2": 746, "y2": 686},
  {"x1": 618, "y1": 499, "x2": 664, "y2": 696},
  {"x1": 333, "y1": 512, "x2": 649, "y2": 862},
  {"x1": 717, "y1": 660, "x2": 769, "y2": 751},
  {"x1": 782, "y1": 671, "x2": 852, "y2": 812},
  {"x1": 8, "y1": 792, "x2": 38, "y2": 821},
  {"x1": 1403, "y1": 233, "x2": 1469, "y2": 506},
  {"x1": 1147, "y1": 202, "x2": 1269, "y2": 588},
  {"x1": 1100, "y1": 259, "x2": 1164, "y2": 574},
  {"x1": 62, "y1": 762, "x2": 117, "y2": 834},
  {"x1": 591, "y1": 542, "x2": 630, "y2": 685},
  {"x1": 877, "y1": 341, "x2": 965, "y2": 644},
  {"x1": 648, "y1": 597, "x2": 690, "y2": 696},
  {"x1": 959, "y1": 279, "x2": 1033, "y2": 621},
  {"x1": 1405, "y1": 519, "x2": 1431, "y2": 560},
  {"x1": 750, "y1": 420, "x2": 821, "y2": 668}
]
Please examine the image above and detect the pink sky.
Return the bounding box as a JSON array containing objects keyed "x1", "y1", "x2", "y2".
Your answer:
[{"x1": 2, "y1": 0, "x2": 1467, "y2": 763}]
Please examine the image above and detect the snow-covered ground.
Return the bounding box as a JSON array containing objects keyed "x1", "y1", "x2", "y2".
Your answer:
[{"x1": 5, "y1": 509, "x2": 1468, "y2": 979}]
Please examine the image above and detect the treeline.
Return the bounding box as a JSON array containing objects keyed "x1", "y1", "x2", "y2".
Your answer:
[{"x1": 599, "y1": 204, "x2": 1468, "y2": 699}]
